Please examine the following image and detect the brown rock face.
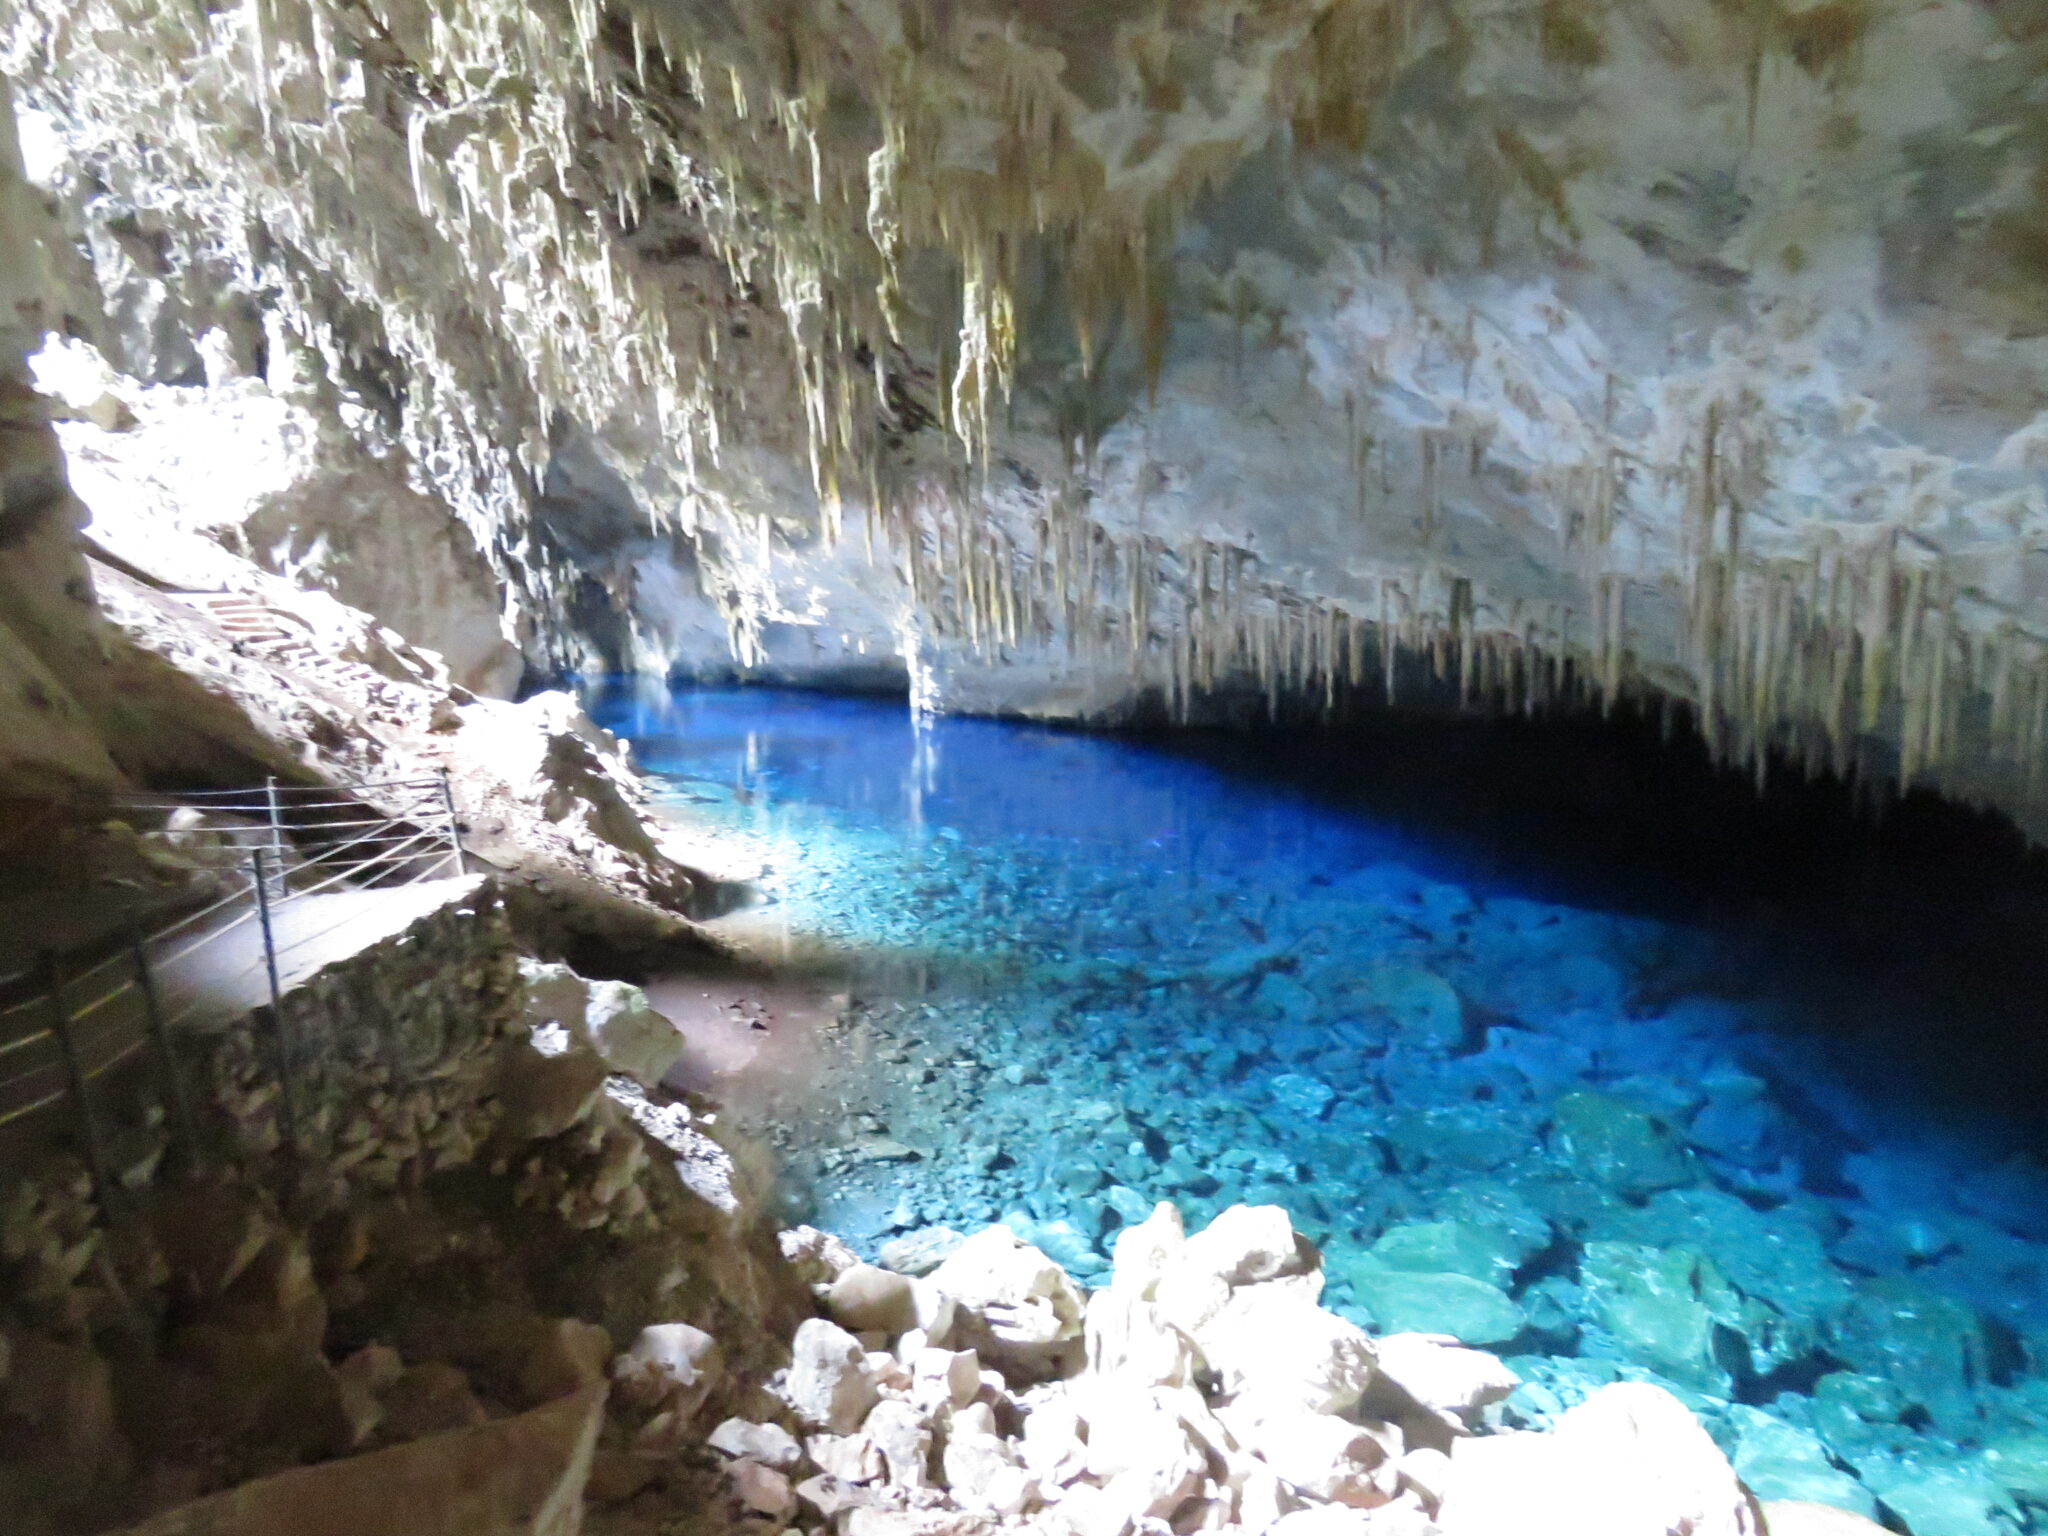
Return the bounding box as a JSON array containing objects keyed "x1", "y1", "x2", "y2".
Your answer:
[{"x1": 110, "y1": 1383, "x2": 606, "y2": 1536}]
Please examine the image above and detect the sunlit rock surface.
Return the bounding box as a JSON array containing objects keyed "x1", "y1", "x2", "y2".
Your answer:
[{"x1": 9, "y1": 0, "x2": 2048, "y2": 826}]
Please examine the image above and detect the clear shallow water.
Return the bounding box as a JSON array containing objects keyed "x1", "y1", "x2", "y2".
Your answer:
[{"x1": 589, "y1": 683, "x2": 2048, "y2": 1533}]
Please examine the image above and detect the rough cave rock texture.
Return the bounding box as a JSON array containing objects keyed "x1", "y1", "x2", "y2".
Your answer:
[{"x1": 7, "y1": 2, "x2": 2048, "y2": 825}]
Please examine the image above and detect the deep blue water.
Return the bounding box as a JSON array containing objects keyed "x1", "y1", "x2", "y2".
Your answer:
[{"x1": 588, "y1": 683, "x2": 2048, "y2": 1532}]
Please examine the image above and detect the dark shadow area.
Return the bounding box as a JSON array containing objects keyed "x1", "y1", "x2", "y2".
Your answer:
[{"x1": 1136, "y1": 696, "x2": 2048, "y2": 1148}]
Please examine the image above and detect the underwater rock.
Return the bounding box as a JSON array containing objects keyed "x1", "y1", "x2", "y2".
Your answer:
[
  {"x1": 1549, "y1": 1093, "x2": 1696, "y2": 1199},
  {"x1": 1825, "y1": 1277, "x2": 1987, "y2": 1432},
  {"x1": 1758, "y1": 1505, "x2": 1892, "y2": 1536},
  {"x1": 1687, "y1": 1074, "x2": 1782, "y2": 1163},
  {"x1": 1381, "y1": 1105, "x2": 1526, "y2": 1176},
  {"x1": 1725, "y1": 1405, "x2": 1877, "y2": 1517},
  {"x1": 1367, "y1": 1221, "x2": 1521, "y2": 1289},
  {"x1": 1343, "y1": 1265, "x2": 1526, "y2": 1348},
  {"x1": 1358, "y1": 967, "x2": 1467, "y2": 1053},
  {"x1": 1577, "y1": 1242, "x2": 1749, "y2": 1397},
  {"x1": 880, "y1": 1228, "x2": 968, "y2": 1277},
  {"x1": 1980, "y1": 1428, "x2": 2048, "y2": 1504},
  {"x1": 1806, "y1": 1372, "x2": 1909, "y2": 1464},
  {"x1": 1268, "y1": 1073, "x2": 1337, "y2": 1121},
  {"x1": 1429, "y1": 1184, "x2": 1554, "y2": 1268},
  {"x1": 1604, "y1": 1188, "x2": 1851, "y2": 1371},
  {"x1": 1852, "y1": 1459, "x2": 2016, "y2": 1536}
]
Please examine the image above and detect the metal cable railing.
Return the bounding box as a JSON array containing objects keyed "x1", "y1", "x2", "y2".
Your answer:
[{"x1": 0, "y1": 772, "x2": 470, "y2": 1197}]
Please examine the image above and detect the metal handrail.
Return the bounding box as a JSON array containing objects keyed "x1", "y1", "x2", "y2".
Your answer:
[{"x1": 0, "y1": 771, "x2": 470, "y2": 1167}]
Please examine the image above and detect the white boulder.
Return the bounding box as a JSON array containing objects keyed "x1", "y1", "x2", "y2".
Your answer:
[
  {"x1": 583, "y1": 979, "x2": 685, "y2": 1089},
  {"x1": 912, "y1": 1347, "x2": 983, "y2": 1413},
  {"x1": 1267, "y1": 1507, "x2": 1383, "y2": 1536},
  {"x1": 1220, "y1": 1405, "x2": 1401, "y2": 1509},
  {"x1": 611, "y1": 1322, "x2": 720, "y2": 1413},
  {"x1": 1082, "y1": 1394, "x2": 1208, "y2": 1524},
  {"x1": 828, "y1": 1264, "x2": 921, "y2": 1336},
  {"x1": 928, "y1": 1227, "x2": 1087, "y2": 1368},
  {"x1": 1435, "y1": 1383, "x2": 1763, "y2": 1536},
  {"x1": 786, "y1": 1318, "x2": 884, "y2": 1433},
  {"x1": 1171, "y1": 1204, "x2": 1315, "y2": 1288},
  {"x1": 864, "y1": 1398, "x2": 935, "y2": 1488},
  {"x1": 517, "y1": 961, "x2": 684, "y2": 1090},
  {"x1": 727, "y1": 1457, "x2": 798, "y2": 1520},
  {"x1": 1371, "y1": 1333, "x2": 1520, "y2": 1423},
  {"x1": 1019, "y1": 1393, "x2": 1089, "y2": 1486},
  {"x1": 1192, "y1": 1285, "x2": 1377, "y2": 1415},
  {"x1": 1110, "y1": 1203, "x2": 1187, "y2": 1297},
  {"x1": 1084, "y1": 1288, "x2": 1199, "y2": 1389},
  {"x1": 707, "y1": 1417, "x2": 803, "y2": 1468}
]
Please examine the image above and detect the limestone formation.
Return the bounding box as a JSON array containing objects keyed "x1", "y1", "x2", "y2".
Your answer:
[{"x1": 8, "y1": 0, "x2": 2048, "y2": 834}]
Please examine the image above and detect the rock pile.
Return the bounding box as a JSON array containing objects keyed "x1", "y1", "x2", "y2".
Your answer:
[
  {"x1": 0, "y1": 939, "x2": 798, "y2": 1536},
  {"x1": 589, "y1": 1204, "x2": 1840, "y2": 1536}
]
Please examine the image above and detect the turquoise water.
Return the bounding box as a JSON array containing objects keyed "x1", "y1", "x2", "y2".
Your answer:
[{"x1": 588, "y1": 683, "x2": 2048, "y2": 1532}]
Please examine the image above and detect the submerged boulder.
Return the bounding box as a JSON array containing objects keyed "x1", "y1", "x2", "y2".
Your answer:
[
  {"x1": 1343, "y1": 1265, "x2": 1525, "y2": 1348},
  {"x1": 1368, "y1": 1221, "x2": 1520, "y2": 1289},
  {"x1": 1725, "y1": 1406, "x2": 1876, "y2": 1517},
  {"x1": 1578, "y1": 1242, "x2": 1748, "y2": 1396},
  {"x1": 1549, "y1": 1093, "x2": 1697, "y2": 1199},
  {"x1": 1359, "y1": 966, "x2": 1466, "y2": 1052},
  {"x1": 1825, "y1": 1277, "x2": 1987, "y2": 1432}
]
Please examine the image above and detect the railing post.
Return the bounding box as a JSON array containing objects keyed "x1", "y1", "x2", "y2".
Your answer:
[
  {"x1": 129, "y1": 922, "x2": 200, "y2": 1175},
  {"x1": 264, "y1": 776, "x2": 286, "y2": 902},
  {"x1": 40, "y1": 950, "x2": 114, "y2": 1211},
  {"x1": 436, "y1": 767, "x2": 462, "y2": 876},
  {"x1": 250, "y1": 848, "x2": 299, "y2": 1152}
]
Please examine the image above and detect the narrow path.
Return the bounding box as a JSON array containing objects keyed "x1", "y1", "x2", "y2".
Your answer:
[{"x1": 152, "y1": 875, "x2": 485, "y2": 1032}]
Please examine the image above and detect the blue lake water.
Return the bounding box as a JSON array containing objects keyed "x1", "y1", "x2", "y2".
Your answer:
[{"x1": 587, "y1": 683, "x2": 2048, "y2": 1532}]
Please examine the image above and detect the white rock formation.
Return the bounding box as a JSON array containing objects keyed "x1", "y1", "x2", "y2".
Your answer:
[
  {"x1": 785, "y1": 1317, "x2": 885, "y2": 1435},
  {"x1": 734, "y1": 1204, "x2": 1780, "y2": 1536},
  {"x1": 1436, "y1": 1382, "x2": 1765, "y2": 1536},
  {"x1": 926, "y1": 1226, "x2": 1088, "y2": 1373}
]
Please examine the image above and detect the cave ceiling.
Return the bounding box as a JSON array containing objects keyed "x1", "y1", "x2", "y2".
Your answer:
[{"x1": 8, "y1": 0, "x2": 2048, "y2": 824}]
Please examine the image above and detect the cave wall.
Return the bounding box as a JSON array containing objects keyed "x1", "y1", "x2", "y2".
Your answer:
[
  {"x1": 0, "y1": 74, "x2": 122, "y2": 800},
  {"x1": 6, "y1": 1, "x2": 2048, "y2": 829}
]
